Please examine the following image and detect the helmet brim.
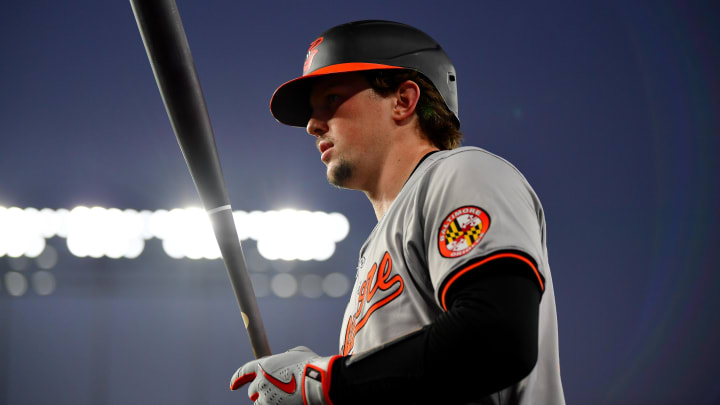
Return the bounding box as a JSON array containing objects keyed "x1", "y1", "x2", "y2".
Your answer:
[{"x1": 269, "y1": 63, "x2": 404, "y2": 127}]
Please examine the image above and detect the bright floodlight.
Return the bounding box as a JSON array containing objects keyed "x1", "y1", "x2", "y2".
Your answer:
[
  {"x1": 0, "y1": 207, "x2": 46, "y2": 258},
  {"x1": 54, "y1": 209, "x2": 70, "y2": 238},
  {"x1": 39, "y1": 208, "x2": 57, "y2": 238},
  {"x1": 327, "y1": 212, "x2": 350, "y2": 242},
  {"x1": 159, "y1": 208, "x2": 220, "y2": 260},
  {"x1": 24, "y1": 236, "x2": 46, "y2": 258},
  {"x1": 148, "y1": 209, "x2": 169, "y2": 239},
  {"x1": 0, "y1": 206, "x2": 349, "y2": 261},
  {"x1": 0, "y1": 206, "x2": 5, "y2": 257},
  {"x1": 251, "y1": 208, "x2": 349, "y2": 261},
  {"x1": 232, "y1": 210, "x2": 250, "y2": 240},
  {"x1": 66, "y1": 206, "x2": 146, "y2": 259},
  {"x1": 138, "y1": 210, "x2": 154, "y2": 240}
]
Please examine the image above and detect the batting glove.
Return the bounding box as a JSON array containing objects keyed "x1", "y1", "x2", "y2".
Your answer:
[{"x1": 230, "y1": 346, "x2": 340, "y2": 405}]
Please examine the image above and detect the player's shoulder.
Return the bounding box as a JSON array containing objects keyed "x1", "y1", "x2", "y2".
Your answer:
[{"x1": 422, "y1": 146, "x2": 529, "y2": 182}]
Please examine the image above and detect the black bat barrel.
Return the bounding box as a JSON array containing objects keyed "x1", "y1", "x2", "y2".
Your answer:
[{"x1": 130, "y1": 0, "x2": 226, "y2": 209}]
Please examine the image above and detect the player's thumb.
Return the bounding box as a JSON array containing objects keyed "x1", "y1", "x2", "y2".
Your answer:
[{"x1": 229, "y1": 359, "x2": 260, "y2": 390}]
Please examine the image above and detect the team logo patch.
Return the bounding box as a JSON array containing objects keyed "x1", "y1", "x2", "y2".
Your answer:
[
  {"x1": 303, "y1": 37, "x2": 323, "y2": 75},
  {"x1": 438, "y1": 206, "x2": 490, "y2": 258}
]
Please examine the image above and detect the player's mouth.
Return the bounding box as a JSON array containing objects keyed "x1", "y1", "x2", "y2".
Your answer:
[{"x1": 318, "y1": 141, "x2": 334, "y2": 163}]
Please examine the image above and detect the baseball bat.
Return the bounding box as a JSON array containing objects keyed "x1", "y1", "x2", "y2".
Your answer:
[{"x1": 130, "y1": 0, "x2": 271, "y2": 358}]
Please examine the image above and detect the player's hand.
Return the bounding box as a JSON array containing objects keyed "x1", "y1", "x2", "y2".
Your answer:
[{"x1": 230, "y1": 346, "x2": 340, "y2": 405}]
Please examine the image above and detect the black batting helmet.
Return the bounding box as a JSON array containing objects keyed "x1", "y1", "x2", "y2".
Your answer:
[{"x1": 270, "y1": 20, "x2": 459, "y2": 127}]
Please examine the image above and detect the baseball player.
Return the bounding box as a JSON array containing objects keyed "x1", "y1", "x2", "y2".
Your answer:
[{"x1": 230, "y1": 20, "x2": 565, "y2": 404}]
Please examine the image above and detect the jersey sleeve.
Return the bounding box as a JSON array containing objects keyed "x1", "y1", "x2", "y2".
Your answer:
[{"x1": 419, "y1": 149, "x2": 547, "y2": 310}]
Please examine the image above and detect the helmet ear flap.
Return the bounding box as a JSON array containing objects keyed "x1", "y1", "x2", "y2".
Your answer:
[{"x1": 270, "y1": 20, "x2": 459, "y2": 128}]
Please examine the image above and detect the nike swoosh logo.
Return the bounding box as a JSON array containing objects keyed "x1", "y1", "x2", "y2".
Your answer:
[{"x1": 259, "y1": 366, "x2": 297, "y2": 394}]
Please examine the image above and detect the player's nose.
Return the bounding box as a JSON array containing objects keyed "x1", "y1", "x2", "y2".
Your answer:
[{"x1": 306, "y1": 116, "x2": 328, "y2": 138}]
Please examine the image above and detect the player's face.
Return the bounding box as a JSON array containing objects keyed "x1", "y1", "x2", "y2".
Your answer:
[{"x1": 307, "y1": 73, "x2": 394, "y2": 190}]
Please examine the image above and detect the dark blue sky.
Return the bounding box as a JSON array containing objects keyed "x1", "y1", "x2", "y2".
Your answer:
[{"x1": 1, "y1": 1, "x2": 718, "y2": 404}]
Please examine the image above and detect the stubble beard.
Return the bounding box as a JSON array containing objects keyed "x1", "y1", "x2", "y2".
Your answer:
[{"x1": 327, "y1": 156, "x2": 353, "y2": 189}]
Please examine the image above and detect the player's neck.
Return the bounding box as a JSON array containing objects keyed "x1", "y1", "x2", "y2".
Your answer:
[{"x1": 364, "y1": 141, "x2": 438, "y2": 221}]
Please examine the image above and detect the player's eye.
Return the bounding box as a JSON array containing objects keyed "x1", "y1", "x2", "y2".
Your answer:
[{"x1": 326, "y1": 94, "x2": 340, "y2": 104}]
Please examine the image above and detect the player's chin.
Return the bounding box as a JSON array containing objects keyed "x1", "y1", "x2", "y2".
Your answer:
[
  {"x1": 327, "y1": 159, "x2": 353, "y2": 188},
  {"x1": 326, "y1": 169, "x2": 342, "y2": 188}
]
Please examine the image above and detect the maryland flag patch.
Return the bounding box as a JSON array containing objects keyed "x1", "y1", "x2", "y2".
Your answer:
[{"x1": 438, "y1": 206, "x2": 490, "y2": 258}]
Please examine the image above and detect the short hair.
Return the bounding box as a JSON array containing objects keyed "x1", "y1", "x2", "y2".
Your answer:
[{"x1": 362, "y1": 69, "x2": 462, "y2": 150}]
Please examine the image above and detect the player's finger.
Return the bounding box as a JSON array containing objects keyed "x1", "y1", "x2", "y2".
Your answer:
[
  {"x1": 229, "y1": 371, "x2": 256, "y2": 390},
  {"x1": 247, "y1": 375, "x2": 263, "y2": 402},
  {"x1": 229, "y1": 359, "x2": 260, "y2": 390}
]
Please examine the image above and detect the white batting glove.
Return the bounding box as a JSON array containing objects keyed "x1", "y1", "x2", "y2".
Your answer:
[{"x1": 230, "y1": 346, "x2": 340, "y2": 405}]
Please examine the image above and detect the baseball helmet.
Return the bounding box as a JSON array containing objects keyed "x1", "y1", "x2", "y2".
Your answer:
[{"x1": 270, "y1": 20, "x2": 459, "y2": 127}]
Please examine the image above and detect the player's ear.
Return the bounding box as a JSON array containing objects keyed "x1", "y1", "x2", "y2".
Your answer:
[{"x1": 391, "y1": 80, "x2": 420, "y2": 123}]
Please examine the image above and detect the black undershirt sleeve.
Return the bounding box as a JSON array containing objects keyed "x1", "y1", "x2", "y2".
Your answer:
[{"x1": 328, "y1": 258, "x2": 541, "y2": 405}]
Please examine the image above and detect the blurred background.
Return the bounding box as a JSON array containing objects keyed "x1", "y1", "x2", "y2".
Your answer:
[{"x1": 1, "y1": 0, "x2": 718, "y2": 404}]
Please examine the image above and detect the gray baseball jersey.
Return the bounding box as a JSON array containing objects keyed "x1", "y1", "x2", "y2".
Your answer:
[{"x1": 338, "y1": 146, "x2": 565, "y2": 404}]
